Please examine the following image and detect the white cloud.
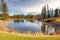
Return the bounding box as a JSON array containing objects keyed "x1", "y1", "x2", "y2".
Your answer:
[
  {"x1": 4, "y1": 0, "x2": 60, "y2": 14},
  {"x1": 48, "y1": 0, "x2": 60, "y2": 9}
]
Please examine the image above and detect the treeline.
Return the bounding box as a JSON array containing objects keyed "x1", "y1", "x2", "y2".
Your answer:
[
  {"x1": 41, "y1": 4, "x2": 60, "y2": 19},
  {"x1": 9, "y1": 5, "x2": 60, "y2": 20},
  {"x1": 0, "y1": 0, "x2": 60, "y2": 20}
]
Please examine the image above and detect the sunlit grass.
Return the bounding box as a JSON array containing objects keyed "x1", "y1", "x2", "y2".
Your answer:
[
  {"x1": 0, "y1": 31, "x2": 60, "y2": 40},
  {"x1": 55, "y1": 18, "x2": 60, "y2": 22}
]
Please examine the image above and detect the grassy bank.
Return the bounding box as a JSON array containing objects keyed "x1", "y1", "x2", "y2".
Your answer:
[
  {"x1": 0, "y1": 18, "x2": 60, "y2": 40},
  {"x1": 0, "y1": 31, "x2": 60, "y2": 40}
]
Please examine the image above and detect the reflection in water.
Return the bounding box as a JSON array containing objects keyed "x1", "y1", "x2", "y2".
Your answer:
[
  {"x1": 47, "y1": 27, "x2": 55, "y2": 35},
  {"x1": 14, "y1": 20, "x2": 24, "y2": 23},
  {"x1": 41, "y1": 22, "x2": 55, "y2": 35},
  {"x1": 27, "y1": 20, "x2": 34, "y2": 23},
  {"x1": 10, "y1": 20, "x2": 42, "y2": 33}
]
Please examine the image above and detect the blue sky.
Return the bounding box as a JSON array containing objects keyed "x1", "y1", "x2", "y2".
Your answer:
[{"x1": 0, "y1": 0, "x2": 60, "y2": 15}]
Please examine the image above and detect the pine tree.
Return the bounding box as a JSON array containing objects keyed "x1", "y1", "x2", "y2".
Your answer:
[
  {"x1": 1, "y1": 0, "x2": 8, "y2": 20},
  {"x1": 59, "y1": 9, "x2": 60, "y2": 17},
  {"x1": 1, "y1": 0, "x2": 8, "y2": 14},
  {"x1": 55, "y1": 9, "x2": 58, "y2": 17},
  {"x1": 51, "y1": 8, "x2": 54, "y2": 17},
  {"x1": 41, "y1": 5, "x2": 46, "y2": 19},
  {"x1": 47, "y1": 4, "x2": 50, "y2": 18}
]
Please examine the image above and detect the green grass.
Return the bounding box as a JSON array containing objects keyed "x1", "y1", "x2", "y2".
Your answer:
[{"x1": 0, "y1": 31, "x2": 60, "y2": 40}]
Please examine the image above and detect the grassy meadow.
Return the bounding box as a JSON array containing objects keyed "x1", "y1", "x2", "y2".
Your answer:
[{"x1": 0, "y1": 31, "x2": 60, "y2": 40}]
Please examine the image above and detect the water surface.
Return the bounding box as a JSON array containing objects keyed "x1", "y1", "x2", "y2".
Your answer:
[{"x1": 9, "y1": 20, "x2": 42, "y2": 33}]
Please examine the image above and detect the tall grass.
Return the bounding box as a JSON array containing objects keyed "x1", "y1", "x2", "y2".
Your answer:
[{"x1": 0, "y1": 31, "x2": 60, "y2": 40}]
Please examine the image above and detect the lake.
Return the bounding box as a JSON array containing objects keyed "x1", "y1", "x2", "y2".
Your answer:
[
  {"x1": 3, "y1": 20, "x2": 57, "y2": 34},
  {"x1": 9, "y1": 20, "x2": 42, "y2": 33}
]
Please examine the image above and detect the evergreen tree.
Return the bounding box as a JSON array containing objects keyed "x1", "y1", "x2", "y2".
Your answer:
[
  {"x1": 59, "y1": 9, "x2": 60, "y2": 17},
  {"x1": 47, "y1": 5, "x2": 50, "y2": 18},
  {"x1": 55, "y1": 9, "x2": 58, "y2": 17},
  {"x1": 41, "y1": 5, "x2": 46, "y2": 19},
  {"x1": 1, "y1": 0, "x2": 8, "y2": 14},
  {"x1": 51, "y1": 8, "x2": 54, "y2": 17},
  {"x1": 0, "y1": 7, "x2": 1, "y2": 12},
  {"x1": 1, "y1": 0, "x2": 8, "y2": 20}
]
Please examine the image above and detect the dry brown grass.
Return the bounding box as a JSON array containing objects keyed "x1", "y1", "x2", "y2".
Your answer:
[{"x1": 55, "y1": 18, "x2": 60, "y2": 22}]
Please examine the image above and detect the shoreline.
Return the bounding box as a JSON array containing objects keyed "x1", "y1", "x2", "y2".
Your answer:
[
  {"x1": 0, "y1": 19, "x2": 60, "y2": 37},
  {"x1": 0, "y1": 30, "x2": 60, "y2": 37}
]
